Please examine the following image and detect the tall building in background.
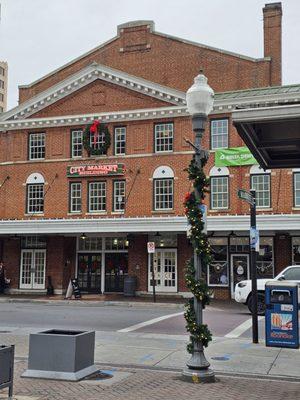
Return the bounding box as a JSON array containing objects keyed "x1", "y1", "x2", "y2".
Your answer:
[{"x1": 0, "y1": 61, "x2": 8, "y2": 112}]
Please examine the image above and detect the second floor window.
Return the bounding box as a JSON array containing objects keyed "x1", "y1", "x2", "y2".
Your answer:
[
  {"x1": 71, "y1": 130, "x2": 83, "y2": 158},
  {"x1": 155, "y1": 123, "x2": 173, "y2": 153},
  {"x1": 113, "y1": 180, "x2": 126, "y2": 212},
  {"x1": 114, "y1": 127, "x2": 126, "y2": 155},
  {"x1": 27, "y1": 184, "x2": 44, "y2": 214},
  {"x1": 0, "y1": 93, "x2": 4, "y2": 102},
  {"x1": 210, "y1": 119, "x2": 228, "y2": 150},
  {"x1": 154, "y1": 178, "x2": 173, "y2": 210},
  {"x1": 0, "y1": 80, "x2": 4, "y2": 89},
  {"x1": 251, "y1": 174, "x2": 270, "y2": 208},
  {"x1": 29, "y1": 133, "x2": 45, "y2": 160},
  {"x1": 210, "y1": 176, "x2": 229, "y2": 209},
  {"x1": 69, "y1": 182, "x2": 82, "y2": 213},
  {"x1": 294, "y1": 173, "x2": 300, "y2": 207},
  {"x1": 88, "y1": 182, "x2": 106, "y2": 212}
]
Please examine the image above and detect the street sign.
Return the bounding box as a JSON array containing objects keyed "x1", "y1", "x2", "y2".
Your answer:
[
  {"x1": 147, "y1": 242, "x2": 155, "y2": 253},
  {"x1": 237, "y1": 189, "x2": 254, "y2": 206}
]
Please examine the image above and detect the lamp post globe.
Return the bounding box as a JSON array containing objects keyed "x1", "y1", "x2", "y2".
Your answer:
[{"x1": 182, "y1": 71, "x2": 215, "y2": 383}]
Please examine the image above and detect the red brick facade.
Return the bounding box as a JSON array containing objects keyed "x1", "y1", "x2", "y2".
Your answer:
[{"x1": 0, "y1": 2, "x2": 297, "y2": 300}]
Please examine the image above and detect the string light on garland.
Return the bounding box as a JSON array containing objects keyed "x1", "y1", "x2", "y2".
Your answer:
[
  {"x1": 83, "y1": 119, "x2": 111, "y2": 156},
  {"x1": 183, "y1": 155, "x2": 213, "y2": 352}
]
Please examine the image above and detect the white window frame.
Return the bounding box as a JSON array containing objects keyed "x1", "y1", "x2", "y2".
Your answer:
[
  {"x1": 29, "y1": 132, "x2": 45, "y2": 160},
  {"x1": 154, "y1": 178, "x2": 174, "y2": 211},
  {"x1": 20, "y1": 249, "x2": 46, "y2": 289},
  {"x1": 70, "y1": 182, "x2": 82, "y2": 213},
  {"x1": 148, "y1": 249, "x2": 177, "y2": 293},
  {"x1": 113, "y1": 180, "x2": 126, "y2": 212},
  {"x1": 294, "y1": 173, "x2": 300, "y2": 207},
  {"x1": 27, "y1": 183, "x2": 44, "y2": 214},
  {"x1": 88, "y1": 182, "x2": 106, "y2": 212},
  {"x1": 154, "y1": 123, "x2": 174, "y2": 153},
  {"x1": 251, "y1": 173, "x2": 271, "y2": 208},
  {"x1": 210, "y1": 119, "x2": 228, "y2": 150},
  {"x1": 210, "y1": 176, "x2": 229, "y2": 210},
  {"x1": 114, "y1": 127, "x2": 126, "y2": 155},
  {"x1": 71, "y1": 130, "x2": 83, "y2": 158}
]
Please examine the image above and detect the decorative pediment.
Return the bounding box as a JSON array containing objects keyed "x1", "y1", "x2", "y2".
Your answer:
[{"x1": 0, "y1": 63, "x2": 186, "y2": 122}]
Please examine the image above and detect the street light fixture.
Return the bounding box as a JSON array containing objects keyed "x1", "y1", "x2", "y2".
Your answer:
[{"x1": 182, "y1": 71, "x2": 215, "y2": 383}]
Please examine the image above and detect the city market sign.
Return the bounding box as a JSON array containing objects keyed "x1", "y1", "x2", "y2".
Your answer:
[
  {"x1": 215, "y1": 147, "x2": 258, "y2": 167},
  {"x1": 67, "y1": 163, "x2": 125, "y2": 177}
]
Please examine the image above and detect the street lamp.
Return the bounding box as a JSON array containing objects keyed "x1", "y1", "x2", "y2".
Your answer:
[{"x1": 182, "y1": 71, "x2": 215, "y2": 383}]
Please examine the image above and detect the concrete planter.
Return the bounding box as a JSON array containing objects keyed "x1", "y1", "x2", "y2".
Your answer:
[
  {"x1": 0, "y1": 345, "x2": 14, "y2": 398},
  {"x1": 22, "y1": 329, "x2": 97, "y2": 381}
]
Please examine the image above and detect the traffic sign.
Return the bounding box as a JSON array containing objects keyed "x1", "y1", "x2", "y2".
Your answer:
[
  {"x1": 237, "y1": 189, "x2": 254, "y2": 206},
  {"x1": 147, "y1": 242, "x2": 155, "y2": 253}
]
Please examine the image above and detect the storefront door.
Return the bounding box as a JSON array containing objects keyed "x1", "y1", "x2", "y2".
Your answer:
[
  {"x1": 105, "y1": 253, "x2": 128, "y2": 292},
  {"x1": 230, "y1": 254, "x2": 250, "y2": 298},
  {"x1": 148, "y1": 249, "x2": 177, "y2": 292},
  {"x1": 77, "y1": 254, "x2": 101, "y2": 293},
  {"x1": 20, "y1": 249, "x2": 46, "y2": 289}
]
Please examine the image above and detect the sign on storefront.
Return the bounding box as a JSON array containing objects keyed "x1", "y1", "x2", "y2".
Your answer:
[
  {"x1": 67, "y1": 163, "x2": 125, "y2": 177},
  {"x1": 215, "y1": 147, "x2": 258, "y2": 167}
]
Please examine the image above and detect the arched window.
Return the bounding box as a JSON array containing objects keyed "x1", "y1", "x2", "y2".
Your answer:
[
  {"x1": 26, "y1": 173, "x2": 45, "y2": 214},
  {"x1": 153, "y1": 166, "x2": 174, "y2": 210},
  {"x1": 209, "y1": 167, "x2": 229, "y2": 210},
  {"x1": 250, "y1": 165, "x2": 271, "y2": 208}
]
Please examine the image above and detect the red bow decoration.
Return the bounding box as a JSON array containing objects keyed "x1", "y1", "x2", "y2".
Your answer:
[{"x1": 90, "y1": 120, "x2": 100, "y2": 147}]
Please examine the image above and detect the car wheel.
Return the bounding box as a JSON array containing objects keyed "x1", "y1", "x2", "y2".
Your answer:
[{"x1": 247, "y1": 293, "x2": 266, "y2": 315}]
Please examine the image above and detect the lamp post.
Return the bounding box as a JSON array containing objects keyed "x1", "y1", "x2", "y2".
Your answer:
[{"x1": 182, "y1": 71, "x2": 215, "y2": 383}]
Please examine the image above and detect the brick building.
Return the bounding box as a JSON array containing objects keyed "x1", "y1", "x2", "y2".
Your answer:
[
  {"x1": 0, "y1": 2, "x2": 299, "y2": 299},
  {"x1": 0, "y1": 61, "x2": 8, "y2": 113}
]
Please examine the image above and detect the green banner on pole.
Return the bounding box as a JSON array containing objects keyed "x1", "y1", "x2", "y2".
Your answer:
[{"x1": 215, "y1": 147, "x2": 258, "y2": 167}]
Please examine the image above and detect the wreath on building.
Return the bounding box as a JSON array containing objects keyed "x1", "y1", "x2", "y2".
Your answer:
[{"x1": 83, "y1": 120, "x2": 111, "y2": 156}]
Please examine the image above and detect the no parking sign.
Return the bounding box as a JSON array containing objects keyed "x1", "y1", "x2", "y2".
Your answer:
[{"x1": 147, "y1": 242, "x2": 155, "y2": 253}]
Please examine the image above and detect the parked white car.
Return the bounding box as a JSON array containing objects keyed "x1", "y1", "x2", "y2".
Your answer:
[{"x1": 234, "y1": 265, "x2": 300, "y2": 315}]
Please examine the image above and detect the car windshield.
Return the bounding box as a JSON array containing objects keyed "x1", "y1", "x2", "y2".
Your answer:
[{"x1": 277, "y1": 267, "x2": 300, "y2": 281}]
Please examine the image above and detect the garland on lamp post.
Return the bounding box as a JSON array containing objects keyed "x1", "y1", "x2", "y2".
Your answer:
[{"x1": 183, "y1": 155, "x2": 213, "y2": 353}]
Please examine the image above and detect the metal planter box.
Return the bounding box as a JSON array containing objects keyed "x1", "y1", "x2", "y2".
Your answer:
[
  {"x1": 0, "y1": 345, "x2": 14, "y2": 398},
  {"x1": 22, "y1": 330, "x2": 97, "y2": 381}
]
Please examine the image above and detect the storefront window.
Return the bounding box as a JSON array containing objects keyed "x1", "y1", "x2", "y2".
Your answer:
[
  {"x1": 21, "y1": 236, "x2": 46, "y2": 249},
  {"x1": 79, "y1": 237, "x2": 102, "y2": 251},
  {"x1": 105, "y1": 237, "x2": 129, "y2": 250},
  {"x1": 208, "y1": 237, "x2": 228, "y2": 286},
  {"x1": 148, "y1": 234, "x2": 177, "y2": 248},
  {"x1": 229, "y1": 237, "x2": 249, "y2": 253},
  {"x1": 257, "y1": 237, "x2": 274, "y2": 278},
  {"x1": 292, "y1": 237, "x2": 300, "y2": 265}
]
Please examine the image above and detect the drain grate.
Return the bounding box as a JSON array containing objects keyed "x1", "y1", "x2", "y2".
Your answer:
[
  {"x1": 83, "y1": 370, "x2": 113, "y2": 381},
  {"x1": 0, "y1": 330, "x2": 11, "y2": 333},
  {"x1": 211, "y1": 356, "x2": 230, "y2": 361}
]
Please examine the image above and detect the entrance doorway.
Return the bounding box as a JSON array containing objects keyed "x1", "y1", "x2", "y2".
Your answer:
[
  {"x1": 230, "y1": 254, "x2": 250, "y2": 298},
  {"x1": 77, "y1": 254, "x2": 101, "y2": 293},
  {"x1": 148, "y1": 249, "x2": 177, "y2": 292},
  {"x1": 20, "y1": 249, "x2": 46, "y2": 289},
  {"x1": 105, "y1": 253, "x2": 128, "y2": 292}
]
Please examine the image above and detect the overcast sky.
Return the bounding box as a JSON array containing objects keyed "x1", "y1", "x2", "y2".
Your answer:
[{"x1": 0, "y1": 0, "x2": 299, "y2": 109}]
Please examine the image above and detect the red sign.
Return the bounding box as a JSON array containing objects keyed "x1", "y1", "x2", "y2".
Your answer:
[{"x1": 67, "y1": 163, "x2": 125, "y2": 177}]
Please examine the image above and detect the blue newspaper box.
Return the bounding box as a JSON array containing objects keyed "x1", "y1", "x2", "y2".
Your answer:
[{"x1": 265, "y1": 281, "x2": 299, "y2": 348}]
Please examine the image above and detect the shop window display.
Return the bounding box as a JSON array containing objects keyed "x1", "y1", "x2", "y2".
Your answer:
[{"x1": 208, "y1": 237, "x2": 228, "y2": 286}]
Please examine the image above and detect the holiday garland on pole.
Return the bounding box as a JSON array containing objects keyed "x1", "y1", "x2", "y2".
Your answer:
[
  {"x1": 83, "y1": 120, "x2": 111, "y2": 156},
  {"x1": 183, "y1": 155, "x2": 213, "y2": 353}
]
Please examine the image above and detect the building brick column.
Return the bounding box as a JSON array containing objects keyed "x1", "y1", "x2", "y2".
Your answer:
[
  {"x1": 128, "y1": 235, "x2": 148, "y2": 292},
  {"x1": 177, "y1": 234, "x2": 192, "y2": 293},
  {"x1": 274, "y1": 233, "x2": 292, "y2": 275}
]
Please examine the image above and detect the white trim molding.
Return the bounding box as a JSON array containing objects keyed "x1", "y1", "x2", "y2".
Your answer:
[{"x1": 0, "y1": 214, "x2": 299, "y2": 235}]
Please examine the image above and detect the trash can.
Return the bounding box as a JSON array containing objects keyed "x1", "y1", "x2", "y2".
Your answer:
[
  {"x1": 265, "y1": 281, "x2": 299, "y2": 348},
  {"x1": 0, "y1": 344, "x2": 14, "y2": 398},
  {"x1": 124, "y1": 276, "x2": 137, "y2": 297}
]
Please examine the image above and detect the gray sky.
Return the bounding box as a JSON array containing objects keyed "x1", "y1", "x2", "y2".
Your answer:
[{"x1": 0, "y1": 0, "x2": 299, "y2": 109}]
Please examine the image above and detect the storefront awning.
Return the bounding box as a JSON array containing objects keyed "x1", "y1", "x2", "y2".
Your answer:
[{"x1": 233, "y1": 104, "x2": 300, "y2": 169}]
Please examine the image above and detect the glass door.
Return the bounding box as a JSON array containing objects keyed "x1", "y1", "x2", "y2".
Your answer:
[
  {"x1": 20, "y1": 249, "x2": 46, "y2": 289},
  {"x1": 149, "y1": 249, "x2": 177, "y2": 292},
  {"x1": 77, "y1": 254, "x2": 101, "y2": 293},
  {"x1": 105, "y1": 253, "x2": 128, "y2": 292},
  {"x1": 230, "y1": 254, "x2": 250, "y2": 298}
]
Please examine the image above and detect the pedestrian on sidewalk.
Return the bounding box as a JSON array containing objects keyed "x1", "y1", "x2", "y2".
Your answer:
[{"x1": 0, "y1": 261, "x2": 7, "y2": 294}]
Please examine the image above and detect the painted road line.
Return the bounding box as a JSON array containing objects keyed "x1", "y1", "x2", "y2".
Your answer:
[
  {"x1": 117, "y1": 312, "x2": 184, "y2": 333},
  {"x1": 225, "y1": 316, "x2": 264, "y2": 338}
]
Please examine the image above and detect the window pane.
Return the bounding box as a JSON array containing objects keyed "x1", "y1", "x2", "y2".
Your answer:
[
  {"x1": 29, "y1": 133, "x2": 45, "y2": 160},
  {"x1": 114, "y1": 127, "x2": 126, "y2": 155},
  {"x1": 71, "y1": 130, "x2": 83, "y2": 158},
  {"x1": 113, "y1": 180, "x2": 125, "y2": 211},
  {"x1": 154, "y1": 178, "x2": 173, "y2": 210},
  {"x1": 251, "y1": 174, "x2": 270, "y2": 208},
  {"x1": 294, "y1": 173, "x2": 300, "y2": 207},
  {"x1": 70, "y1": 182, "x2": 82, "y2": 212},
  {"x1": 210, "y1": 119, "x2": 228, "y2": 150},
  {"x1": 155, "y1": 123, "x2": 173, "y2": 153},
  {"x1": 27, "y1": 184, "x2": 44, "y2": 213},
  {"x1": 88, "y1": 182, "x2": 106, "y2": 212},
  {"x1": 210, "y1": 177, "x2": 228, "y2": 209}
]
